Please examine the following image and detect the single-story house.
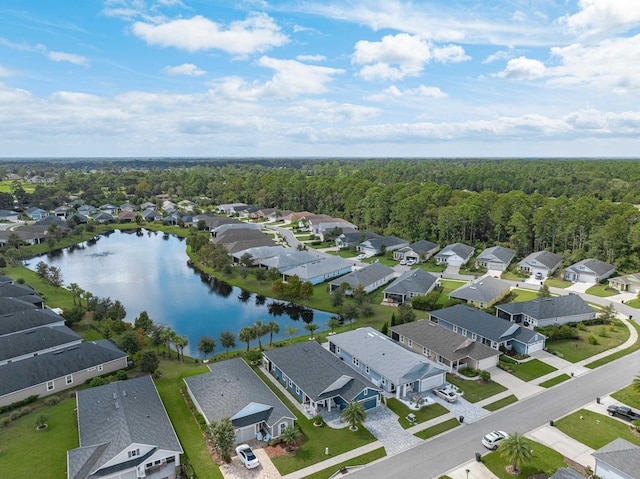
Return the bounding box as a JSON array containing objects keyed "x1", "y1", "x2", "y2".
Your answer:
[
  {"x1": 269, "y1": 210, "x2": 292, "y2": 221},
  {"x1": 562, "y1": 258, "x2": 616, "y2": 284},
  {"x1": 357, "y1": 235, "x2": 408, "y2": 256},
  {"x1": 117, "y1": 210, "x2": 137, "y2": 223},
  {"x1": 383, "y1": 268, "x2": 437, "y2": 304},
  {"x1": 255, "y1": 207, "x2": 277, "y2": 219},
  {"x1": 237, "y1": 205, "x2": 261, "y2": 219},
  {"x1": 140, "y1": 208, "x2": 162, "y2": 222},
  {"x1": 258, "y1": 250, "x2": 319, "y2": 272},
  {"x1": 36, "y1": 215, "x2": 67, "y2": 227},
  {"x1": 77, "y1": 205, "x2": 98, "y2": 216},
  {"x1": 119, "y1": 202, "x2": 137, "y2": 212},
  {"x1": 211, "y1": 222, "x2": 261, "y2": 237},
  {"x1": 518, "y1": 251, "x2": 563, "y2": 279},
  {"x1": 140, "y1": 201, "x2": 156, "y2": 211},
  {"x1": 311, "y1": 219, "x2": 358, "y2": 241},
  {"x1": 593, "y1": 438, "x2": 640, "y2": 479},
  {"x1": 327, "y1": 327, "x2": 447, "y2": 400},
  {"x1": 92, "y1": 212, "x2": 115, "y2": 224},
  {"x1": 434, "y1": 243, "x2": 475, "y2": 267},
  {"x1": 393, "y1": 240, "x2": 439, "y2": 263},
  {"x1": 448, "y1": 276, "x2": 511, "y2": 309},
  {"x1": 67, "y1": 375, "x2": 183, "y2": 479},
  {"x1": 282, "y1": 211, "x2": 313, "y2": 225},
  {"x1": 184, "y1": 357, "x2": 296, "y2": 443},
  {"x1": 53, "y1": 206, "x2": 72, "y2": 218},
  {"x1": 549, "y1": 468, "x2": 588, "y2": 479},
  {"x1": 495, "y1": 294, "x2": 596, "y2": 329},
  {"x1": 263, "y1": 341, "x2": 382, "y2": 414},
  {"x1": 232, "y1": 245, "x2": 287, "y2": 265},
  {"x1": 391, "y1": 320, "x2": 500, "y2": 372},
  {"x1": 0, "y1": 230, "x2": 46, "y2": 246},
  {"x1": 430, "y1": 304, "x2": 547, "y2": 355},
  {"x1": 0, "y1": 210, "x2": 20, "y2": 222},
  {"x1": 178, "y1": 200, "x2": 196, "y2": 212},
  {"x1": 217, "y1": 203, "x2": 248, "y2": 215},
  {"x1": 336, "y1": 231, "x2": 381, "y2": 250},
  {"x1": 282, "y1": 257, "x2": 352, "y2": 285},
  {"x1": 609, "y1": 272, "x2": 640, "y2": 294},
  {"x1": 24, "y1": 207, "x2": 48, "y2": 220},
  {"x1": 100, "y1": 204, "x2": 119, "y2": 215},
  {"x1": 475, "y1": 246, "x2": 515, "y2": 271},
  {"x1": 328, "y1": 262, "x2": 396, "y2": 295}
]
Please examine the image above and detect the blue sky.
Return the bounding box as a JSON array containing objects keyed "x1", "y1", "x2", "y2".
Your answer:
[{"x1": 1, "y1": 0, "x2": 640, "y2": 158}]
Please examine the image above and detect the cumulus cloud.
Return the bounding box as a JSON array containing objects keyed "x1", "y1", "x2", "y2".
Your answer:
[
  {"x1": 296, "y1": 54, "x2": 326, "y2": 62},
  {"x1": 365, "y1": 84, "x2": 447, "y2": 101},
  {"x1": 132, "y1": 13, "x2": 288, "y2": 55},
  {"x1": 163, "y1": 63, "x2": 206, "y2": 76},
  {"x1": 352, "y1": 33, "x2": 468, "y2": 81},
  {"x1": 48, "y1": 51, "x2": 89, "y2": 66},
  {"x1": 496, "y1": 57, "x2": 546, "y2": 80},
  {"x1": 560, "y1": 0, "x2": 640, "y2": 36},
  {"x1": 483, "y1": 48, "x2": 515, "y2": 64}
]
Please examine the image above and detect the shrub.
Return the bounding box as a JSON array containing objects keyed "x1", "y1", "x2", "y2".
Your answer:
[
  {"x1": 44, "y1": 396, "x2": 60, "y2": 406},
  {"x1": 90, "y1": 377, "x2": 106, "y2": 387},
  {"x1": 459, "y1": 367, "x2": 479, "y2": 377},
  {"x1": 153, "y1": 369, "x2": 162, "y2": 380},
  {"x1": 598, "y1": 326, "x2": 609, "y2": 338},
  {"x1": 0, "y1": 395, "x2": 39, "y2": 415},
  {"x1": 245, "y1": 349, "x2": 263, "y2": 362},
  {"x1": 588, "y1": 335, "x2": 599, "y2": 345},
  {"x1": 0, "y1": 418, "x2": 11, "y2": 428},
  {"x1": 480, "y1": 370, "x2": 491, "y2": 382},
  {"x1": 116, "y1": 370, "x2": 128, "y2": 381},
  {"x1": 576, "y1": 322, "x2": 588, "y2": 331}
]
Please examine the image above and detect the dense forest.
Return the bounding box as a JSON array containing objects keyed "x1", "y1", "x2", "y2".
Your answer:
[{"x1": 4, "y1": 158, "x2": 640, "y2": 271}]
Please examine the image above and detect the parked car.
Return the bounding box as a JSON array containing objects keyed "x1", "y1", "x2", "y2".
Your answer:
[
  {"x1": 399, "y1": 259, "x2": 407, "y2": 265},
  {"x1": 607, "y1": 405, "x2": 640, "y2": 422},
  {"x1": 356, "y1": 254, "x2": 367, "y2": 260},
  {"x1": 433, "y1": 386, "x2": 458, "y2": 403},
  {"x1": 482, "y1": 431, "x2": 509, "y2": 450},
  {"x1": 406, "y1": 259, "x2": 416, "y2": 266},
  {"x1": 235, "y1": 444, "x2": 260, "y2": 469},
  {"x1": 534, "y1": 272, "x2": 543, "y2": 280}
]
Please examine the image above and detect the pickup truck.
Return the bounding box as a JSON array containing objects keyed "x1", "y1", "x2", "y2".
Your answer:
[{"x1": 607, "y1": 405, "x2": 640, "y2": 422}]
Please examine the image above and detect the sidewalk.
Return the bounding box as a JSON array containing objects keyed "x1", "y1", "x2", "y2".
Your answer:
[{"x1": 282, "y1": 442, "x2": 384, "y2": 479}]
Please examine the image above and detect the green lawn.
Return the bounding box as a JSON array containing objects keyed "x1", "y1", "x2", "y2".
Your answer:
[
  {"x1": 546, "y1": 320, "x2": 630, "y2": 363},
  {"x1": 555, "y1": 409, "x2": 640, "y2": 449},
  {"x1": 483, "y1": 394, "x2": 518, "y2": 411},
  {"x1": 0, "y1": 180, "x2": 35, "y2": 193},
  {"x1": 414, "y1": 418, "x2": 460, "y2": 439},
  {"x1": 386, "y1": 397, "x2": 449, "y2": 429},
  {"x1": 585, "y1": 284, "x2": 618, "y2": 297},
  {"x1": 501, "y1": 270, "x2": 529, "y2": 281},
  {"x1": 539, "y1": 374, "x2": 571, "y2": 388},
  {"x1": 585, "y1": 317, "x2": 640, "y2": 369},
  {"x1": 446, "y1": 374, "x2": 507, "y2": 403},
  {"x1": 545, "y1": 278, "x2": 572, "y2": 289},
  {"x1": 302, "y1": 448, "x2": 386, "y2": 479},
  {"x1": 611, "y1": 384, "x2": 640, "y2": 410},
  {"x1": 627, "y1": 298, "x2": 640, "y2": 308},
  {"x1": 415, "y1": 262, "x2": 447, "y2": 273},
  {"x1": 508, "y1": 289, "x2": 539, "y2": 302},
  {"x1": 509, "y1": 359, "x2": 557, "y2": 382},
  {"x1": 0, "y1": 395, "x2": 78, "y2": 479},
  {"x1": 482, "y1": 438, "x2": 567, "y2": 479}
]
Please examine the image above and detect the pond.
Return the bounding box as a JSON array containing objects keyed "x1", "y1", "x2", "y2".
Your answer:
[{"x1": 26, "y1": 229, "x2": 333, "y2": 356}]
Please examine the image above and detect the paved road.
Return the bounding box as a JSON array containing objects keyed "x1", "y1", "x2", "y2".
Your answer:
[{"x1": 347, "y1": 347, "x2": 640, "y2": 479}]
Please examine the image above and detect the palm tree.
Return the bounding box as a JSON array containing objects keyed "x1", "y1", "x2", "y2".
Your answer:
[
  {"x1": 499, "y1": 432, "x2": 533, "y2": 474},
  {"x1": 280, "y1": 424, "x2": 301, "y2": 452},
  {"x1": 267, "y1": 321, "x2": 280, "y2": 347},
  {"x1": 174, "y1": 335, "x2": 188, "y2": 362},
  {"x1": 341, "y1": 401, "x2": 366, "y2": 431},
  {"x1": 285, "y1": 326, "x2": 298, "y2": 344},
  {"x1": 327, "y1": 317, "x2": 341, "y2": 335},
  {"x1": 159, "y1": 327, "x2": 174, "y2": 359},
  {"x1": 239, "y1": 326, "x2": 255, "y2": 351},
  {"x1": 305, "y1": 322, "x2": 319, "y2": 340},
  {"x1": 68, "y1": 282, "x2": 83, "y2": 306},
  {"x1": 252, "y1": 321, "x2": 268, "y2": 350}
]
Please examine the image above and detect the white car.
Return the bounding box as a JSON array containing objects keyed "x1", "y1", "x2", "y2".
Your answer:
[
  {"x1": 356, "y1": 254, "x2": 367, "y2": 260},
  {"x1": 433, "y1": 386, "x2": 458, "y2": 403},
  {"x1": 235, "y1": 444, "x2": 260, "y2": 469},
  {"x1": 406, "y1": 259, "x2": 416, "y2": 266},
  {"x1": 399, "y1": 259, "x2": 407, "y2": 265},
  {"x1": 482, "y1": 431, "x2": 509, "y2": 450}
]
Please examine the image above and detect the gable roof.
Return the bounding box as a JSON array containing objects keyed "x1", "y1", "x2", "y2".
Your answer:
[
  {"x1": 283, "y1": 256, "x2": 352, "y2": 280},
  {"x1": 0, "y1": 308, "x2": 63, "y2": 336},
  {"x1": 263, "y1": 341, "x2": 380, "y2": 402},
  {"x1": 609, "y1": 272, "x2": 640, "y2": 287},
  {"x1": 476, "y1": 246, "x2": 515, "y2": 265},
  {"x1": 430, "y1": 305, "x2": 545, "y2": 345},
  {"x1": 328, "y1": 262, "x2": 395, "y2": 290},
  {"x1": 329, "y1": 327, "x2": 446, "y2": 385},
  {"x1": 566, "y1": 258, "x2": 615, "y2": 276},
  {"x1": 549, "y1": 468, "x2": 588, "y2": 479},
  {"x1": 384, "y1": 268, "x2": 437, "y2": 296},
  {"x1": 435, "y1": 243, "x2": 475, "y2": 260},
  {"x1": 399, "y1": 240, "x2": 439, "y2": 256},
  {"x1": 184, "y1": 357, "x2": 294, "y2": 429},
  {"x1": 592, "y1": 438, "x2": 640, "y2": 478},
  {"x1": 391, "y1": 320, "x2": 500, "y2": 362},
  {"x1": 68, "y1": 375, "x2": 182, "y2": 479},
  {"x1": 519, "y1": 250, "x2": 563, "y2": 269},
  {"x1": 0, "y1": 325, "x2": 81, "y2": 362},
  {"x1": 449, "y1": 276, "x2": 511, "y2": 303},
  {"x1": 359, "y1": 235, "x2": 408, "y2": 250},
  {"x1": 337, "y1": 231, "x2": 381, "y2": 245},
  {"x1": 260, "y1": 250, "x2": 319, "y2": 271},
  {"x1": 495, "y1": 294, "x2": 594, "y2": 320}
]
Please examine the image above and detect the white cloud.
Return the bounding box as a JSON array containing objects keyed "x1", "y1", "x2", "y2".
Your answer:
[
  {"x1": 365, "y1": 84, "x2": 447, "y2": 101},
  {"x1": 131, "y1": 13, "x2": 288, "y2": 55},
  {"x1": 352, "y1": 33, "x2": 468, "y2": 81},
  {"x1": 48, "y1": 51, "x2": 89, "y2": 66},
  {"x1": 483, "y1": 48, "x2": 515, "y2": 64},
  {"x1": 0, "y1": 66, "x2": 15, "y2": 78},
  {"x1": 163, "y1": 63, "x2": 206, "y2": 76},
  {"x1": 287, "y1": 99, "x2": 380, "y2": 123},
  {"x1": 560, "y1": 0, "x2": 640, "y2": 36},
  {"x1": 296, "y1": 54, "x2": 326, "y2": 62},
  {"x1": 496, "y1": 57, "x2": 546, "y2": 80}
]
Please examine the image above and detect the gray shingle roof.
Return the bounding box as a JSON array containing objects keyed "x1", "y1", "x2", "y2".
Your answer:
[
  {"x1": 402, "y1": 240, "x2": 439, "y2": 256},
  {"x1": 359, "y1": 236, "x2": 408, "y2": 251},
  {"x1": 338, "y1": 231, "x2": 381, "y2": 246},
  {"x1": 495, "y1": 294, "x2": 595, "y2": 320},
  {"x1": 234, "y1": 245, "x2": 287, "y2": 262},
  {"x1": 430, "y1": 305, "x2": 545, "y2": 345},
  {"x1": 391, "y1": 320, "x2": 499, "y2": 362},
  {"x1": 328, "y1": 327, "x2": 446, "y2": 385},
  {"x1": 476, "y1": 246, "x2": 515, "y2": 265},
  {"x1": 283, "y1": 256, "x2": 352, "y2": 280},
  {"x1": 518, "y1": 250, "x2": 563, "y2": 270},
  {"x1": 328, "y1": 262, "x2": 395, "y2": 290},
  {"x1": 609, "y1": 272, "x2": 640, "y2": 286},
  {"x1": 435, "y1": 243, "x2": 474, "y2": 260},
  {"x1": 184, "y1": 358, "x2": 295, "y2": 429},
  {"x1": 68, "y1": 375, "x2": 182, "y2": 479},
  {"x1": 592, "y1": 438, "x2": 640, "y2": 478},
  {"x1": 0, "y1": 296, "x2": 39, "y2": 314},
  {"x1": 263, "y1": 341, "x2": 380, "y2": 402},
  {"x1": 260, "y1": 251, "x2": 319, "y2": 271},
  {"x1": 0, "y1": 340, "x2": 127, "y2": 396},
  {"x1": 225, "y1": 238, "x2": 277, "y2": 255},
  {"x1": 384, "y1": 268, "x2": 437, "y2": 296},
  {"x1": 549, "y1": 468, "x2": 588, "y2": 479},
  {"x1": 0, "y1": 325, "x2": 81, "y2": 362},
  {"x1": 449, "y1": 276, "x2": 511, "y2": 303},
  {"x1": 0, "y1": 308, "x2": 64, "y2": 336},
  {"x1": 565, "y1": 258, "x2": 615, "y2": 276}
]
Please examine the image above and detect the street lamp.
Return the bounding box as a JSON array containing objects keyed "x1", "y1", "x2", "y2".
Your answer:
[{"x1": 465, "y1": 468, "x2": 470, "y2": 479}]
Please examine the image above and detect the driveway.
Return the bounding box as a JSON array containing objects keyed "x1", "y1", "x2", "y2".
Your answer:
[
  {"x1": 362, "y1": 406, "x2": 422, "y2": 455},
  {"x1": 565, "y1": 282, "x2": 593, "y2": 293},
  {"x1": 221, "y1": 447, "x2": 281, "y2": 479}
]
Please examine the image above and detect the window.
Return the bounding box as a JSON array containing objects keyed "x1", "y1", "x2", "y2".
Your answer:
[
  {"x1": 65, "y1": 375, "x2": 73, "y2": 385},
  {"x1": 400, "y1": 337, "x2": 405, "y2": 344},
  {"x1": 336, "y1": 347, "x2": 340, "y2": 354},
  {"x1": 381, "y1": 378, "x2": 386, "y2": 385},
  {"x1": 352, "y1": 357, "x2": 359, "y2": 367},
  {"x1": 295, "y1": 386, "x2": 300, "y2": 394},
  {"x1": 423, "y1": 347, "x2": 429, "y2": 355},
  {"x1": 365, "y1": 365, "x2": 370, "y2": 374},
  {"x1": 97, "y1": 364, "x2": 104, "y2": 372},
  {"x1": 146, "y1": 463, "x2": 153, "y2": 469},
  {"x1": 87, "y1": 366, "x2": 96, "y2": 372},
  {"x1": 46, "y1": 381, "x2": 54, "y2": 391},
  {"x1": 408, "y1": 340, "x2": 412, "y2": 347},
  {"x1": 453, "y1": 325, "x2": 458, "y2": 333},
  {"x1": 363, "y1": 389, "x2": 368, "y2": 396},
  {"x1": 128, "y1": 449, "x2": 140, "y2": 458}
]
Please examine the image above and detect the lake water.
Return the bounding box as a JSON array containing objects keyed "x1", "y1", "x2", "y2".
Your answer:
[{"x1": 27, "y1": 229, "x2": 333, "y2": 356}]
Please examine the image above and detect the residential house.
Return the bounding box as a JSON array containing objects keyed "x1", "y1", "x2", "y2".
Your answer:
[
  {"x1": 263, "y1": 341, "x2": 382, "y2": 415},
  {"x1": 495, "y1": 294, "x2": 596, "y2": 329},
  {"x1": 140, "y1": 209, "x2": 162, "y2": 222},
  {"x1": 177, "y1": 200, "x2": 196, "y2": 212},
  {"x1": 393, "y1": 240, "x2": 439, "y2": 263},
  {"x1": 184, "y1": 357, "x2": 296, "y2": 443},
  {"x1": 357, "y1": 235, "x2": 408, "y2": 257},
  {"x1": 448, "y1": 276, "x2": 511, "y2": 309},
  {"x1": 282, "y1": 211, "x2": 313, "y2": 225},
  {"x1": 518, "y1": 250, "x2": 563, "y2": 279},
  {"x1": 268, "y1": 210, "x2": 291, "y2": 222},
  {"x1": 336, "y1": 231, "x2": 380, "y2": 250},
  {"x1": 140, "y1": 201, "x2": 156, "y2": 211},
  {"x1": 549, "y1": 469, "x2": 588, "y2": 479},
  {"x1": 24, "y1": 207, "x2": 48, "y2": 220},
  {"x1": 77, "y1": 205, "x2": 98, "y2": 217},
  {"x1": 434, "y1": 243, "x2": 475, "y2": 267},
  {"x1": 53, "y1": 206, "x2": 73, "y2": 218},
  {"x1": 68, "y1": 214, "x2": 88, "y2": 225},
  {"x1": 117, "y1": 210, "x2": 137, "y2": 223},
  {"x1": 255, "y1": 207, "x2": 277, "y2": 219},
  {"x1": 193, "y1": 214, "x2": 240, "y2": 232},
  {"x1": 231, "y1": 245, "x2": 288, "y2": 265},
  {"x1": 0, "y1": 230, "x2": 46, "y2": 247},
  {"x1": 119, "y1": 202, "x2": 137, "y2": 212},
  {"x1": 259, "y1": 250, "x2": 319, "y2": 272},
  {"x1": 327, "y1": 327, "x2": 447, "y2": 399},
  {"x1": 391, "y1": 320, "x2": 500, "y2": 372},
  {"x1": 592, "y1": 438, "x2": 640, "y2": 479},
  {"x1": 0, "y1": 282, "x2": 45, "y2": 305},
  {"x1": 328, "y1": 262, "x2": 396, "y2": 295},
  {"x1": 161, "y1": 200, "x2": 177, "y2": 212},
  {"x1": 430, "y1": 304, "x2": 546, "y2": 355},
  {"x1": 383, "y1": 268, "x2": 437, "y2": 304},
  {"x1": 0, "y1": 210, "x2": 20, "y2": 222},
  {"x1": 282, "y1": 257, "x2": 352, "y2": 285},
  {"x1": 563, "y1": 258, "x2": 616, "y2": 284},
  {"x1": 67, "y1": 375, "x2": 182, "y2": 479},
  {"x1": 211, "y1": 222, "x2": 261, "y2": 238},
  {"x1": 100, "y1": 204, "x2": 119, "y2": 215},
  {"x1": 236, "y1": 205, "x2": 261, "y2": 219},
  {"x1": 36, "y1": 215, "x2": 67, "y2": 227},
  {"x1": 92, "y1": 212, "x2": 115, "y2": 224},
  {"x1": 314, "y1": 219, "x2": 358, "y2": 242},
  {"x1": 475, "y1": 246, "x2": 515, "y2": 271},
  {"x1": 609, "y1": 272, "x2": 640, "y2": 294},
  {"x1": 216, "y1": 203, "x2": 248, "y2": 215}
]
